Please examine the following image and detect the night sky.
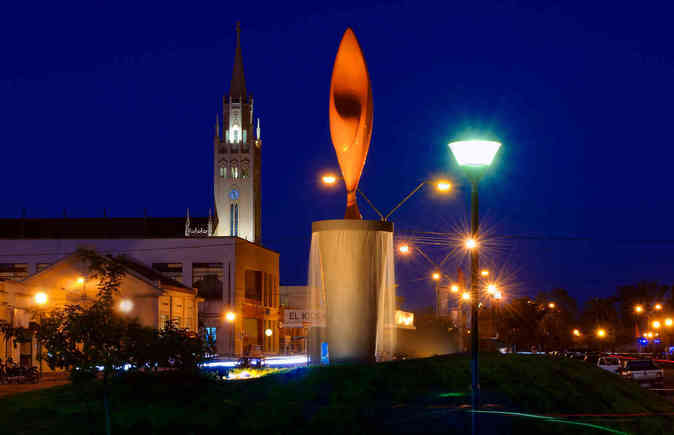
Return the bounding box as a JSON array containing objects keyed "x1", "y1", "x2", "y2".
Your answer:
[{"x1": 2, "y1": 2, "x2": 673, "y2": 310}]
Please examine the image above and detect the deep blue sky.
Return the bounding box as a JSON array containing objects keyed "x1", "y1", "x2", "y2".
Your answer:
[{"x1": 2, "y1": 1, "x2": 673, "y2": 309}]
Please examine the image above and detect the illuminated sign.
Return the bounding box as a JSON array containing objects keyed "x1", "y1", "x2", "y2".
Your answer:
[
  {"x1": 283, "y1": 309, "x2": 326, "y2": 328},
  {"x1": 395, "y1": 310, "x2": 415, "y2": 329}
]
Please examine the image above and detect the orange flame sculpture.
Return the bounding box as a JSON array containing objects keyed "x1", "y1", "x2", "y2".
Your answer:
[{"x1": 329, "y1": 28, "x2": 373, "y2": 219}]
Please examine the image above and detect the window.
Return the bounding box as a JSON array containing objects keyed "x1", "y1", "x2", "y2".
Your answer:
[
  {"x1": 160, "y1": 314, "x2": 170, "y2": 329},
  {"x1": 205, "y1": 327, "x2": 216, "y2": 344},
  {"x1": 230, "y1": 204, "x2": 234, "y2": 236},
  {"x1": 245, "y1": 270, "x2": 263, "y2": 302},
  {"x1": 152, "y1": 263, "x2": 183, "y2": 283},
  {"x1": 241, "y1": 159, "x2": 250, "y2": 179},
  {"x1": 234, "y1": 204, "x2": 239, "y2": 236},
  {"x1": 231, "y1": 160, "x2": 239, "y2": 179},
  {"x1": 192, "y1": 263, "x2": 224, "y2": 300},
  {"x1": 219, "y1": 161, "x2": 227, "y2": 178},
  {"x1": 0, "y1": 264, "x2": 28, "y2": 281}
]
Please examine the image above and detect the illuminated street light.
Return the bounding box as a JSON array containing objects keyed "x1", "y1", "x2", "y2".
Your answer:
[
  {"x1": 76, "y1": 276, "x2": 85, "y2": 285},
  {"x1": 572, "y1": 329, "x2": 581, "y2": 337},
  {"x1": 487, "y1": 284, "x2": 497, "y2": 295},
  {"x1": 634, "y1": 305, "x2": 644, "y2": 314},
  {"x1": 321, "y1": 175, "x2": 337, "y2": 185},
  {"x1": 462, "y1": 292, "x2": 471, "y2": 301},
  {"x1": 480, "y1": 270, "x2": 489, "y2": 277},
  {"x1": 548, "y1": 302, "x2": 556, "y2": 309},
  {"x1": 596, "y1": 328, "x2": 606, "y2": 338},
  {"x1": 653, "y1": 320, "x2": 661, "y2": 329},
  {"x1": 655, "y1": 303, "x2": 663, "y2": 311},
  {"x1": 225, "y1": 311, "x2": 236, "y2": 323},
  {"x1": 119, "y1": 299, "x2": 134, "y2": 313},
  {"x1": 450, "y1": 284, "x2": 459, "y2": 293},
  {"x1": 265, "y1": 328, "x2": 273, "y2": 337},
  {"x1": 398, "y1": 244, "x2": 410, "y2": 254},
  {"x1": 449, "y1": 139, "x2": 501, "y2": 420},
  {"x1": 436, "y1": 181, "x2": 452, "y2": 192},
  {"x1": 34, "y1": 292, "x2": 48, "y2": 305},
  {"x1": 666, "y1": 318, "x2": 673, "y2": 327},
  {"x1": 493, "y1": 291, "x2": 502, "y2": 300},
  {"x1": 432, "y1": 272, "x2": 441, "y2": 281}
]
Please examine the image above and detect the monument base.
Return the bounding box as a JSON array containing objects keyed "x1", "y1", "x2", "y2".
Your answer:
[{"x1": 308, "y1": 219, "x2": 395, "y2": 364}]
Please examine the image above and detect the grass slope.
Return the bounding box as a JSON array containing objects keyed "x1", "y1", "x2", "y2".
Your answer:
[{"x1": 2, "y1": 354, "x2": 673, "y2": 435}]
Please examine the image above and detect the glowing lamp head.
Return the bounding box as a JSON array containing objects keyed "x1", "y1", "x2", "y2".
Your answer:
[
  {"x1": 119, "y1": 299, "x2": 134, "y2": 313},
  {"x1": 432, "y1": 272, "x2": 441, "y2": 281},
  {"x1": 480, "y1": 270, "x2": 489, "y2": 277},
  {"x1": 76, "y1": 277, "x2": 85, "y2": 285},
  {"x1": 322, "y1": 175, "x2": 337, "y2": 185},
  {"x1": 449, "y1": 140, "x2": 501, "y2": 168},
  {"x1": 34, "y1": 292, "x2": 48, "y2": 305},
  {"x1": 548, "y1": 302, "x2": 556, "y2": 309},
  {"x1": 596, "y1": 328, "x2": 606, "y2": 338},
  {"x1": 265, "y1": 328, "x2": 273, "y2": 337},
  {"x1": 436, "y1": 181, "x2": 452, "y2": 192},
  {"x1": 465, "y1": 238, "x2": 477, "y2": 250},
  {"x1": 666, "y1": 318, "x2": 673, "y2": 327},
  {"x1": 398, "y1": 244, "x2": 410, "y2": 254},
  {"x1": 572, "y1": 329, "x2": 581, "y2": 337},
  {"x1": 634, "y1": 305, "x2": 644, "y2": 314},
  {"x1": 461, "y1": 292, "x2": 471, "y2": 301},
  {"x1": 450, "y1": 284, "x2": 459, "y2": 293},
  {"x1": 653, "y1": 320, "x2": 661, "y2": 329},
  {"x1": 225, "y1": 311, "x2": 236, "y2": 322},
  {"x1": 493, "y1": 291, "x2": 502, "y2": 300},
  {"x1": 655, "y1": 303, "x2": 663, "y2": 311},
  {"x1": 487, "y1": 284, "x2": 497, "y2": 295}
]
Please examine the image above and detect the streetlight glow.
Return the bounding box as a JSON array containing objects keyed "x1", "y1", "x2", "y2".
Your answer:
[
  {"x1": 265, "y1": 328, "x2": 273, "y2": 337},
  {"x1": 462, "y1": 292, "x2": 471, "y2": 301},
  {"x1": 465, "y1": 238, "x2": 477, "y2": 250},
  {"x1": 487, "y1": 284, "x2": 497, "y2": 295},
  {"x1": 655, "y1": 303, "x2": 663, "y2": 311},
  {"x1": 548, "y1": 302, "x2": 556, "y2": 309},
  {"x1": 653, "y1": 320, "x2": 661, "y2": 329},
  {"x1": 34, "y1": 292, "x2": 48, "y2": 305},
  {"x1": 432, "y1": 272, "x2": 441, "y2": 281},
  {"x1": 449, "y1": 140, "x2": 502, "y2": 167},
  {"x1": 634, "y1": 305, "x2": 644, "y2": 314},
  {"x1": 572, "y1": 329, "x2": 581, "y2": 337},
  {"x1": 76, "y1": 277, "x2": 85, "y2": 284},
  {"x1": 436, "y1": 181, "x2": 452, "y2": 192},
  {"x1": 450, "y1": 284, "x2": 459, "y2": 293},
  {"x1": 596, "y1": 328, "x2": 606, "y2": 338},
  {"x1": 119, "y1": 299, "x2": 134, "y2": 313},
  {"x1": 321, "y1": 175, "x2": 337, "y2": 185},
  {"x1": 493, "y1": 291, "x2": 502, "y2": 300},
  {"x1": 480, "y1": 270, "x2": 489, "y2": 277},
  {"x1": 225, "y1": 311, "x2": 236, "y2": 323},
  {"x1": 398, "y1": 244, "x2": 410, "y2": 254},
  {"x1": 666, "y1": 318, "x2": 673, "y2": 327}
]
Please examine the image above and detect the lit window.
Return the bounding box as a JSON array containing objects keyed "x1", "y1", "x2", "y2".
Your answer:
[
  {"x1": 219, "y1": 162, "x2": 227, "y2": 178},
  {"x1": 231, "y1": 161, "x2": 239, "y2": 179},
  {"x1": 241, "y1": 160, "x2": 249, "y2": 179}
]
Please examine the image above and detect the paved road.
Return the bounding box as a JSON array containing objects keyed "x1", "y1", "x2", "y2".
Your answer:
[{"x1": 0, "y1": 377, "x2": 69, "y2": 398}]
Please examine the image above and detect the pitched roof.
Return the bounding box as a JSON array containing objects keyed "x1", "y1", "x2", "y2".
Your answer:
[{"x1": 113, "y1": 256, "x2": 194, "y2": 293}]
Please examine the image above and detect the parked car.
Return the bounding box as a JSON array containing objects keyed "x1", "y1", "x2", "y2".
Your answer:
[
  {"x1": 583, "y1": 352, "x2": 601, "y2": 365},
  {"x1": 597, "y1": 356, "x2": 621, "y2": 374},
  {"x1": 619, "y1": 359, "x2": 664, "y2": 387}
]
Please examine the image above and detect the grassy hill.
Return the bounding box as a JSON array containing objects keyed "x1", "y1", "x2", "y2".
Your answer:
[{"x1": 2, "y1": 354, "x2": 674, "y2": 434}]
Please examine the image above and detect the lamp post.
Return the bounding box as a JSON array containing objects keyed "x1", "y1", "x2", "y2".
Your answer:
[
  {"x1": 449, "y1": 139, "x2": 501, "y2": 431},
  {"x1": 225, "y1": 311, "x2": 236, "y2": 357},
  {"x1": 34, "y1": 292, "x2": 48, "y2": 379}
]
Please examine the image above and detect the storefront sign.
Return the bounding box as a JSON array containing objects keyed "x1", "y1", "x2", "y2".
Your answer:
[{"x1": 283, "y1": 309, "x2": 326, "y2": 328}]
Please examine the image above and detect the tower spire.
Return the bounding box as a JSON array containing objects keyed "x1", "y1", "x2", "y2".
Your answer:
[{"x1": 229, "y1": 21, "x2": 247, "y2": 98}]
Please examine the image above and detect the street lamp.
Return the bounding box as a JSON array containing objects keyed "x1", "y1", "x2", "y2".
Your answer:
[
  {"x1": 655, "y1": 303, "x2": 663, "y2": 311},
  {"x1": 265, "y1": 328, "x2": 273, "y2": 337},
  {"x1": 635, "y1": 305, "x2": 644, "y2": 314},
  {"x1": 548, "y1": 302, "x2": 556, "y2": 309},
  {"x1": 653, "y1": 320, "x2": 661, "y2": 329},
  {"x1": 34, "y1": 292, "x2": 48, "y2": 305},
  {"x1": 321, "y1": 174, "x2": 452, "y2": 221},
  {"x1": 573, "y1": 329, "x2": 581, "y2": 337},
  {"x1": 449, "y1": 139, "x2": 501, "y2": 423},
  {"x1": 119, "y1": 299, "x2": 134, "y2": 313},
  {"x1": 596, "y1": 328, "x2": 606, "y2": 338},
  {"x1": 486, "y1": 284, "x2": 497, "y2": 295},
  {"x1": 666, "y1": 318, "x2": 673, "y2": 327},
  {"x1": 225, "y1": 311, "x2": 236, "y2": 356},
  {"x1": 450, "y1": 284, "x2": 460, "y2": 293},
  {"x1": 398, "y1": 244, "x2": 410, "y2": 254},
  {"x1": 480, "y1": 270, "x2": 489, "y2": 277}
]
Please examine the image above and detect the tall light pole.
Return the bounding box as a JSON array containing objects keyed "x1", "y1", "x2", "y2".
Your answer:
[{"x1": 449, "y1": 139, "x2": 501, "y2": 433}]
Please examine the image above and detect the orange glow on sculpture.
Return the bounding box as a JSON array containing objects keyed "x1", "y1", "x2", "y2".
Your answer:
[{"x1": 329, "y1": 28, "x2": 373, "y2": 219}]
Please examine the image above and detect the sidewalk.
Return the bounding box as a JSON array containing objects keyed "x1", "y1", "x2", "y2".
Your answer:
[{"x1": 0, "y1": 374, "x2": 70, "y2": 398}]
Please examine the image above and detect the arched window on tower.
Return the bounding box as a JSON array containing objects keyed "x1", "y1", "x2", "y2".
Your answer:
[
  {"x1": 231, "y1": 160, "x2": 239, "y2": 179},
  {"x1": 219, "y1": 160, "x2": 227, "y2": 178},
  {"x1": 241, "y1": 159, "x2": 249, "y2": 179}
]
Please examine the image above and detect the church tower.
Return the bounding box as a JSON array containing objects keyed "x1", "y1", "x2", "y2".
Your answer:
[{"x1": 213, "y1": 22, "x2": 262, "y2": 243}]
